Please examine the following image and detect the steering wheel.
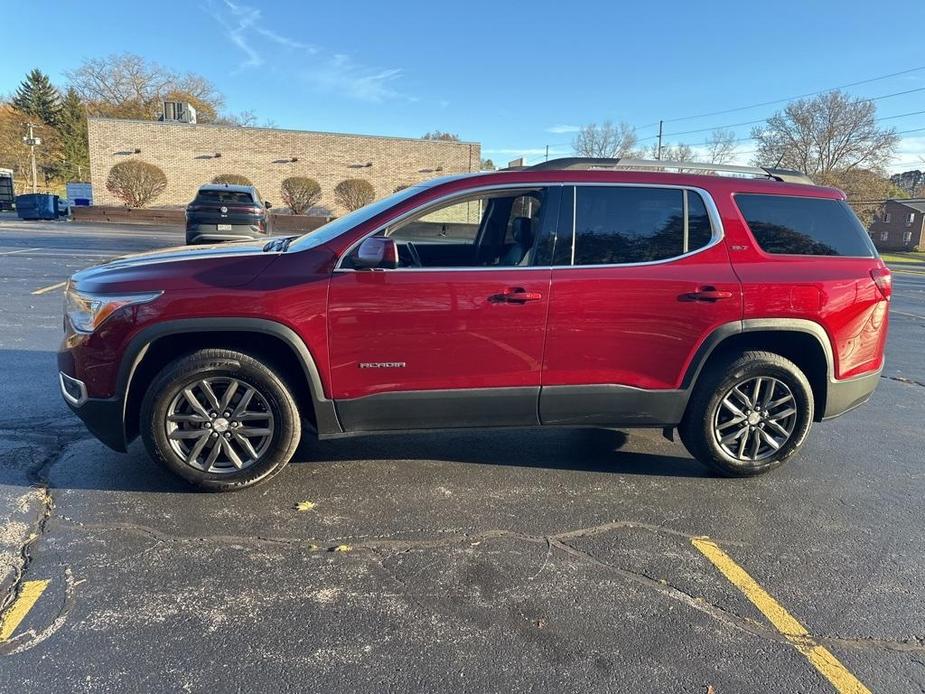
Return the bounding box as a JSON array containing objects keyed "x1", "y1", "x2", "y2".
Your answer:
[{"x1": 404, "y1": 241, "x2": 423, "y2": 268}]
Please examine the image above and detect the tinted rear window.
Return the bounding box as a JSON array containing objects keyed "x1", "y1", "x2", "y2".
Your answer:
[
  {"x1": 572, "y1": 186, "x2": 714, "y2": 265},
  {"x1": 735, "y1": 194, "x2": 875, "y2": 257},
  {"x1": 195, "y1": 190, "x2": 255, "y2": 205}
]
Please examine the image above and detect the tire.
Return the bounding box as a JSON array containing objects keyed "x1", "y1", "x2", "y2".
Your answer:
[
  {"x1": 678, "y1": 350, "x2": 814, "y2": 477},
  {"x1": 140, "y1": 349, "x2": 301, "y2": 491}
]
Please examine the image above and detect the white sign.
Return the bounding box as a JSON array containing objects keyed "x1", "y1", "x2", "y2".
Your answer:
[{"x1": 66, "y1": 182, "x2": 93, "y2": 206}]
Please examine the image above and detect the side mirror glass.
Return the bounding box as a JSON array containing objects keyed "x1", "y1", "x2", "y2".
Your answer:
[
  {"x1": 264, "y1": 200, "x2": 272, "y2": 209},
  {"x1": 355, "y1": 236, "x2": 398, "y2": 269}
]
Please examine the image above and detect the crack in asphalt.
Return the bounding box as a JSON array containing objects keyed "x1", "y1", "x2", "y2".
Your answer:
[
  {"x1": 46, "y1": 514, "x2": 925, "y2": 655},
  {"x1": 882, "y1": 374, "x2": 925, "y2": 388},
  {"x1": 0, "y1": 421, "x2": 87, "y2": 652},
  {"x1": 6, "y1": 431, "x2": 924, "y2": 662}
]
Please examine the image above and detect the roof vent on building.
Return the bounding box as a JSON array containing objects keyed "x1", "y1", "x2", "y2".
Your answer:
[{"x1": 160, "y1": 101, "x2": 197, "y2": 124}]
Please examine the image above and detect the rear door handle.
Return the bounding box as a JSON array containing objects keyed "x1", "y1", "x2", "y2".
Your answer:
[
  {"x1": 684, "y1": 287, "x2": 734, "y2": 302},
  {"x1": 489, "y1": 287, "x2": 543, "y2": 304}
]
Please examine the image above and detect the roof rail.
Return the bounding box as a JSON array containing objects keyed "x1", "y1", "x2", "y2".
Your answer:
[{"x1": 526, "y1": 157, "x2": 814, "y2": 184}]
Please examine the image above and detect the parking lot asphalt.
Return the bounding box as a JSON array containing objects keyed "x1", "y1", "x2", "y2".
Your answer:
[{"x1": 0, "y1": 214, "x2": 923, "y2": 693}]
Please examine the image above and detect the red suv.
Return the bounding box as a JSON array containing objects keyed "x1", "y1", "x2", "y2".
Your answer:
[{"x1": 58, "y1": 158, "x2": 891, "y2": 490}]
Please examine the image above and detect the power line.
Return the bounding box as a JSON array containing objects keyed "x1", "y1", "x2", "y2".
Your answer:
[
  {"x1": 647, "y1": 64, "x2": 925, "y2": 126},
  {"x1": 648, "y1": 91, "x2": 925, "y2": 144}
]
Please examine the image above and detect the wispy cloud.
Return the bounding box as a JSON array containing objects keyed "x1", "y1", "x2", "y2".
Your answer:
[
  {"x1": 546, "y1": 124, "x2": 581, "y2": 134},
  {"x1": 211, "y1": 0, "x2": 411, "y2": 102},
  {"x1": 889, "y1": 135, "x2": 925, "y2": 172},
  {"x1": 303, "y1": 54, "x2": 409, "y2": 103}
]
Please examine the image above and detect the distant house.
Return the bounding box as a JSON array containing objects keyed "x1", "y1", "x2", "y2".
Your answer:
[{"x1": 869, "y1": 199, "x2": 925, "y2": 251}]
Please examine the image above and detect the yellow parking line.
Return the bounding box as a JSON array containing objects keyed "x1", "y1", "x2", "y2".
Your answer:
[
  {"x1": 691, "y1": 537, "x2": 870, "y2": 694},
  {"x1": 31, "y1": 281, "x2": 67, "y2": 295},
  {"x1": 0, "y1": 579, "x2": 50, "y2": 642}
]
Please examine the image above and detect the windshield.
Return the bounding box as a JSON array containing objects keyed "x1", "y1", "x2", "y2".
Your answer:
[{"x1": 288, "y1": 185, "x2": 429, "y2": 252}]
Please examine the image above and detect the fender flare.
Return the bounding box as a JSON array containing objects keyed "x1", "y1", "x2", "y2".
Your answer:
[
  {"x1": 681, "y1": 318, "x2": 836, "y2": 390},
  {"x1": 120, "y1": 317, "x2": 343, "y2": 437}
]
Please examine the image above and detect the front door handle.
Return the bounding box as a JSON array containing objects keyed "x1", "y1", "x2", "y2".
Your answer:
[
  {"x1": 684, "y1": 287, "x2": 734, "y2": 302},
  {"x1": 489, "y1": 287, "x2": 543, "y2": 304}
]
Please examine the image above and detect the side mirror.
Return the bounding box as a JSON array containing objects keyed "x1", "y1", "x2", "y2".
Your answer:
[
  {"x1": 355, "y1": 236, "x2": 398, "y2": 269},
  {"x1": 264, "y1": 200, "x2": 272, "y2": 209}
]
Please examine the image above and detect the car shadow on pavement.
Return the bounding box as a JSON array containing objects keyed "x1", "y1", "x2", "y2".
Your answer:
[
  {"x1": 7, "y1": 424, "x2": 712, "y2": 496},
  {"x1": 293, "y1": 426, "x2": 713, "y2": 479}
]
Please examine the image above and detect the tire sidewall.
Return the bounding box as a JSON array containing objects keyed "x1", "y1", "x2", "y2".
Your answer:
[
  {"x1": 704, "y1": 361, "x2": 813, "y2": 475},
  {"x1": 141, "y1": 354, "x2": 299, "y2": 491}
]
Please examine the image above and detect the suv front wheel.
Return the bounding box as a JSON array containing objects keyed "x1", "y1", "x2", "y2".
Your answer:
[
  {"x1": 140, "y1": 349, "x2": 301, "y2": 491},
  {"x1": 679, "y1": 351, "x2": 814, "y2": 477}
]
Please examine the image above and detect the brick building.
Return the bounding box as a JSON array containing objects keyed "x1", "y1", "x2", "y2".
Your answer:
[
  {"x1": 869, "y1": 199, "x2": 925, "y2": 251},
  {"x1": 87, "y1": 118, "x2": 480, "y2": 213}
]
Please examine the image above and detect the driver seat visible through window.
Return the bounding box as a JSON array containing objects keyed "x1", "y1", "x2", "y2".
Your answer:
[{"x1": 501, "y1": 217, "x2": 534, "y2": 265}]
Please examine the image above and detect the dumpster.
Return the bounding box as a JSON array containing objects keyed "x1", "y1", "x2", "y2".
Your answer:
[{"x1": 15, "y1": 194, "x2": 59, "y2": 220}]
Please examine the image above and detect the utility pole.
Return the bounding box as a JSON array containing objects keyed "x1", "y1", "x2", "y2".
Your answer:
[
  {"x1": 656, "y1": 120, "x2": 664, "y2": 161},
  {"x1": 545, "y1": 144, "x2": 549, "y2": 162},
  {"x1": 23, "y1": 123, "x2": 42, "y2": 194}
]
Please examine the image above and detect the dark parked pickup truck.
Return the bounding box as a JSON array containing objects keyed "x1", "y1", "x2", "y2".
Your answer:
[{"x1": 185, "y1": 183, "x2": 271, "y2": 244}]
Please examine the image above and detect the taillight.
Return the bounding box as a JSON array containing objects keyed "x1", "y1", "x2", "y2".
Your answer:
[{"x1": 871, "y1": 267, "x2": 892, "y2": 302}]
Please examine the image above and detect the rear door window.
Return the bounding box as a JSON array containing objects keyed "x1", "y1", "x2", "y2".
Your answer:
[
  {"x1": 735, "y1": 194, "x2": 875, "y2": 257},
  {"x1": 570, "y1": 186, "x2": 715, "y2": 265}
]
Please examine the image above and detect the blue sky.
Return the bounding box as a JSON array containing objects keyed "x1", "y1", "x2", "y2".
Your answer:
[{"x1": 5, "y1": 0, "x2": 925, "y2": 170}]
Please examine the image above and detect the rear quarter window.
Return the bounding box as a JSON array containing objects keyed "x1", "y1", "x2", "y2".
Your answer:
[{"x1": 735, "y1": 194, "x2": 875, "y2": 257}]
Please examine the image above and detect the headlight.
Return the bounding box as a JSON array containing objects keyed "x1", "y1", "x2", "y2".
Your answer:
[{"x1": 65, "y1": 282, "x2": 162, "y2": 334}]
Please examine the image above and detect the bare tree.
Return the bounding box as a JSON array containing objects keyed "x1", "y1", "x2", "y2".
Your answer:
[
  {"x1": 573, "y1": 120, "x2": 638, "y2": 158},
  {"x1": 281, "y1": 177, "x2": 322, "y2": 215},
  {"x1": 422, "y1": 130, "x2": 460, "y2": 141},
  {"x1": 651, "y1": 142, "x2": 694, "y2": 162},
  {"x1": 106, "y1": 160, "x2": 167, "y2": 207},
  {"x1": 705, "y1": 129, "x2": 736, "y2": 164},
  {"x1": 751, "y1": 90, "x2": 897, "y2": 176},
  {"x1": 66, "y1": 53, "x2": 224, "y2": 122},
  {"x1": 0, "y1": 106, "x2": 62, "y2": 190},
  {"x1": 334, "y1": 179, "x2": 375, "y2": 211}
]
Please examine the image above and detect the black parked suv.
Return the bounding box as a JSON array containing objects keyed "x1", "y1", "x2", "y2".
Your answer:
[{"x1": 185, "y1": 184, "x2": 272, "y2": 245}]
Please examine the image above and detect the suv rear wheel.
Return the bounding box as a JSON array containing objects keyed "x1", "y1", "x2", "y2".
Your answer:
[
  {"x1": 140, "y1": 349, "x2": 301, "y2": 491},
  {"x1": 679, "y1": 351, "x2": 814, "y2": 476}
]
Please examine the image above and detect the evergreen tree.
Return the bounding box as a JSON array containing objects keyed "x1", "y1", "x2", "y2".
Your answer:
[
  {"x1": 57, "y1": 88, "x2": 89, "y2": 181},
  {"x1": 12, "y1": 69, "x2": 61, "y2": 126}
]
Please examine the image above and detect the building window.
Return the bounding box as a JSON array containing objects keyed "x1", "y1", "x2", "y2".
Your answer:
[
  {"x1": 883, "y1": 211, "x2": 892, "y2": 223},
  {"x1": 906, "y1": 212, "x2": 916, "y2": 226},
  {"x1": 903, "y1": 231, "x2": 912, "y2": 243},
  {"x1": 880, "y1": 231, "x2": 889, "y2": 241}
]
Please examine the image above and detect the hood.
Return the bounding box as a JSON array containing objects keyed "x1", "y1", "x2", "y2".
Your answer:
[{"x1": 71, "y1": 238, "x2": 281, "y2": 293}]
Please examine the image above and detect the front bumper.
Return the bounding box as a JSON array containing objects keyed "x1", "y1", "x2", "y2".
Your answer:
[
  {"x1": 822, "y1": 368, "x2": 882, "y2": 420},
  {"x1": 59, "y1": 370, "x2": 127, "y2": 452}
]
